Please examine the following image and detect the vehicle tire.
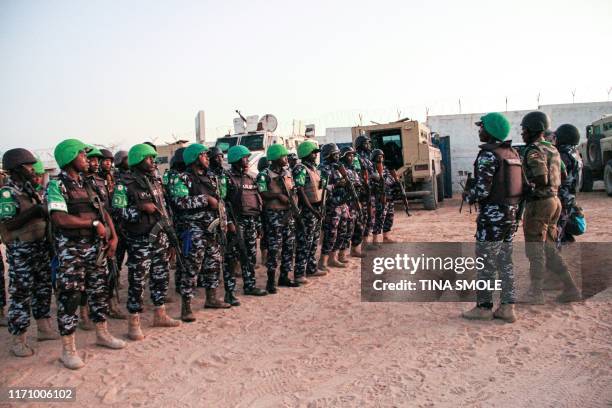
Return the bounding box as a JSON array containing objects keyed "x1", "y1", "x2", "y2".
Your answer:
[
  {"x1": 604, "y1": 160, "x2": 612, "y2": 197},
  {"x1": 437, "y1": 173, "x2": 445, "y2": 202},
  {"x1": 581, "y1": 166, "x2": 594, "y2": 192},
  {"x1": 423, "y1": 175, "x2": 438, "y2": 210},
  {"x1": 586, "y1": 139, "x2": 602, "y2": 170}
]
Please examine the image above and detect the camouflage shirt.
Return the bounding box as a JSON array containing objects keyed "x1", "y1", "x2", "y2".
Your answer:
[
  {"x1": 558, "y1": 144, "x2": 582, "y2": 207},
  {"x1": 318, "y1": 161, "x2": 351, "y2": 207}
]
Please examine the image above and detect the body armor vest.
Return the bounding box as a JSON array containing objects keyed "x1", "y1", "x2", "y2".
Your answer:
[
  {"x1": 0, "y1": 184, "x2": 47, "y2": 243},
  {"x1": 475, "y1": 142, "x2": 523, "y2": 205}
]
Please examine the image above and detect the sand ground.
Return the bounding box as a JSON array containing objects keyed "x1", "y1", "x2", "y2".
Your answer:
[{"x1": 1, "y1": 193, "x2": 610, "y2": 408}]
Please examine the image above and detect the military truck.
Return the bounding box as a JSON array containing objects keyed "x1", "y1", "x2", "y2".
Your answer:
[
  {"x1": 579, "y1": 114, "x2": 612, "y2": 195},
  {"x1": 214, "y1": 112, "x2": 307, "y2": 176},
  {"x1": 351, "y1": 119, "x2": 443, "y2": 210}
]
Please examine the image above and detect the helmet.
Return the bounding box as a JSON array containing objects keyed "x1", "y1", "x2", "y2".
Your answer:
[
  {"x1": 520, "y1": 111, "x2": 550, "y2": 134},
  {"x1": 476, "y1": 112, "x2": 511, "y2": 141},
  {"x1": 33, "y1": 158, "x2": 45, "y2": 175},
  {"x1": 266, "y1": 144, "x2": 288, "y2": 161},
  {"x1": 340, "y1": 146, "x2": 356, "y2": 157},
  {"x1": 54, "y1": 139, "x2": 90, "y2": 169},
  {"x1": 257, "y1": 157, "x2": 269, "y2": 171},
  {"x1": 128, "y1": 143, "x2": 158, "y2": 167},
  {"x1": 355, "y1": 135, "x2": 371, "y2": 150},
  {"x1": 100, "y1": 149, "x2": 113, "y2": 160},
  {"x1": 87, "y1": 147, "x2": 104, "y2": 158},
  {"x1": 2, "y1": 148, "x2": 37, "y2": 171},
  {"x1": 297, "y1": 140, "x2": 320, "y2": 159},
  {"x1": 183, "y1": 143, "x2": 208, "y2": 165},
  {"x1": 371, "y1": 149, "x2": 384, "y2": 161},
  {"x1": 555, "y1": 124, "x2": 580, "y2": 146},
  {"x1": 143, "y1": 141, "x2": 157, "y2": 151},
  {"x1": 321, "y1": 143, "x2": 340, "y2": 160},
  {"x1": 170, "y1": 147, "x2": 186, "y2": 168},
  {"x1": 114, "y1": 150, "x2": 128, "y2": 166},
  {"x1": 208, "y1": 146, "x2": 223, "y2": 158},
  {"x1": 227, "y1": 145, "x2": 251, "y2": 164}
]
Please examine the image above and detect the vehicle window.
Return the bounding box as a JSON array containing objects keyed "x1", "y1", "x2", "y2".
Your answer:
[
  {"x1": 369, "y1": 129, "x2": 403, "y2": 170},
  {"x1": 603, "y1": 122, "x2": 612, "y2": 131},
  {"x1": 593, "y1": 125, "x2": 601, "y2": 135},
  {"x1": 156, "y1": 156, "x2": 169, "y2": 164},
  {"x1": 215, "y1": 137, "x2": 238, "y2": 153},
  {"x1": 240, "y1": 134, "x2": 265, "y2": 151}
]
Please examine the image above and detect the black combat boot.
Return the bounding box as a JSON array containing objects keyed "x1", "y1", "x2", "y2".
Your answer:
[
  {"x1": 266, "y1": 271, "x2": 277, "y2": 294},
  {"x1": 244, "y1": 286, "x2": 268, "y2": 296},
  {"x1": 224, "y1": 290, "x2": 241, "y2": 307},
  {"x1": 278, "y1": 275, "x2": 300, "y2": 288}
]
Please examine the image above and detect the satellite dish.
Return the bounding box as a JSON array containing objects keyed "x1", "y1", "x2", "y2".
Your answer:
[{"x1": 259, "y1": 114, "x2": 278, "y2": 132}]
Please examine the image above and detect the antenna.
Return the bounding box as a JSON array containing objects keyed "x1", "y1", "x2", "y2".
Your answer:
[
  {"x1": 505, "y1": 96, "x2": 508, "y2": 112},
  {"x1": 458, "y1": 98, "x2": 462, "y2": 114},
  {"x1": 607, "y1": 87, "x2": 612, "y2": 101},
  {"x1": 571, "y1": 89, "x2": 576, "y2": 103},
  {"x1": 537, "y1": 92, "x2": 541, "y2": 106},
  {"x1": 426, "y1": 107, "x2": 430, "y2": 118},
  {"x1": 359, "y1": 113, "x2": 363, "y2": 126},
  {"x1": 397, "y1": 109, "x2": 401, "y2": 120}
]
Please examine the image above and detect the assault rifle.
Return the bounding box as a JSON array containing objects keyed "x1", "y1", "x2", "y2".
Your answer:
[
  {"x1": 84, "y1": 178, "x2": 120, "y2": 302},
  {"x1": 389, "y1": 169, "x2": 412, "y2": 216},
  {"x1": 459, "y1": 172, "x2": 474, "y2": 214},
  {"x1": 142, "y1": 175, "x2": 187, "y2": 274},
  {"x1": 337, "y1": 164, "x2": 365, "y2": 222}
]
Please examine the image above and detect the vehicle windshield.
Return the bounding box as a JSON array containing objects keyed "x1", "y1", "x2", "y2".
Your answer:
[
  {"x1": 369, "y1": 128, "x2": 403, "y2": 170},
  {"x1": 240, "y1": 134, "x2": 265, "y2": 151},
  {"x1": 215, "y1": 137, "x2": 238, "y2": 153}
]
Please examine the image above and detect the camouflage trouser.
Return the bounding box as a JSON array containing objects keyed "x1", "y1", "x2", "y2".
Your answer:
[
  {"x1": 6, "y1": 240, "x2": 52, "y2": 335},
  {"x1": 125, "y1": 232, "x2": 170, "y2": 313},
  {"x1": 356, "y1": 195, "x2": 375, "y2": 239},
  {"x1": 373, "y1": 200, "x2": 394, "y2": 235},
  {"x1": 115, "y1": 231, "x2": 127, "y2": 269},
  {"x1": 294, "y1": 206, "x2": 321, "y2": 278},
  {"x1": 264, "y1": 209, "x2": 295, "y2": 279},
  {"x1": 179, "y1": 224, "x2": 221, "y2": 299},
  {"x1": 224, "y1": 215, "x2": 260, "y2": 292},
  {"x1": 475, "y1": 204, "x2": 518, "y2": 307},
  {"x1": 523, "y1": 197, "x2": 571, "y2": 288},
  {"x1": 0, "y1": 249, "x2": 6, "y2": 308},
  {"x1": 339, "y1": 206, "x2": 355, "y2": 251},
  {"x1": 322, "y1": 204, "x2": 350, "y2": 255},
  {"x1": 259, "y1": 212, "x2": 268, "y2": 251},
  {"x1": 55, "y1": 235, "x2": 108, "y2": 336}
]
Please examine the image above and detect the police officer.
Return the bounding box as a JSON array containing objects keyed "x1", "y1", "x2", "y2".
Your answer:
[
  {"x1": 353, "y1": 134, "x2": 376, "y2": 249},
  {"x1": 224, "y1": 145, "x2": 268, "y2": 297},
  {"x1": 86, "y1": 148, "x2": 126, "y2": 320},
  {"x1": 112, "y1": 143, "x2": 181, "y2": 340},
  {"x1": 113, "y1": 150, "x2": 130, "y2": 271},
  {"x1": 555, "y1": 124, "x2": 583, "y2": 243},
  {"x1": 318, "y1": 143, "x2": 351, "y2": 270},
  {"x1": 287, "y1": 153, "x2": 299, "y2": 171},
  {"x1": 99, "y1": 148, "x2": 115, "y2": 193},
  {"x1": 31, "y1": 158, "x2": 47, "y2": 190},
  {"x1": 170, "y1": 143, "x2": 230, "y2": 323},
  {"x1": 257, "y1": 144, "x2": 300, "y2": 293},
  {"x1": 0, "y1": 148, "x2": 58, "y2": 357},
  {"x1": 207, "y1": 146, "x2": 236, "y2": 300},
  {"x1": 370, "y1": 149, "x2": 398, "y2": 245},
  {"x1": 257, "y1": 156, "x2": 269, "y2": 266},
  {"x1": 520, "y1": 111, "x2": 581, "y2": 304},
  {"x1": 461, "y1": 113, "x2": 520, "y2": 322},
  {"x1": 46, "y1": 139, "x2": 125, "y2": 369},
  {"x1": 293, "y1": 140, "x2": 325, "y2": 282},
  {"x1": 164, "y1": 147, "x2": 186, "y2": 294},
  {"x1": 340, "y1": 146, "x2": 366, "y2": 258}
]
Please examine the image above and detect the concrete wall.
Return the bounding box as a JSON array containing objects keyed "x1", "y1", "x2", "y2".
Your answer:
[
  {"x1": 426, "y1": 101, "x2": 612, "y2": 192},
  {"x1": 318, "y1": 127, "x2": 353, "y2": 145}
]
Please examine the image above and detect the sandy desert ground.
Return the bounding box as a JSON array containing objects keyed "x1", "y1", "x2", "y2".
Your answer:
[{"x1": 1, "y1": 192, "x2": 610, "y2": 408}]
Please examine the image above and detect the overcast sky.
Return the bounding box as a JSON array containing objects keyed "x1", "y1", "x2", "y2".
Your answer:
[{"x1": 1, "y1": 0, "x2": 611, "y2": 151}]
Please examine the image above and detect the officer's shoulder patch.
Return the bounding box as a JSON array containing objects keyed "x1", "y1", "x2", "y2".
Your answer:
[{"x1": 1, "y1": 188, "x2": 12, "y2": 199}]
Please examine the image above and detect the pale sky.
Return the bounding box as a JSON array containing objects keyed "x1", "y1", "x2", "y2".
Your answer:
[{"x1": 1, "y1": 0, "x2": 611, "y2": 152}]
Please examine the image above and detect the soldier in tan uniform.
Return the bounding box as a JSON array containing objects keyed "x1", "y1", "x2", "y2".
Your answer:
[{"x1": 520, "y1": 111, "x2": 581, "y2": 304}]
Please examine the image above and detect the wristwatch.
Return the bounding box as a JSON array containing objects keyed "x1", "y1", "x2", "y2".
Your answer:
[{"x1": 92, "y1": 220, "x2": 101, "y2": 228}]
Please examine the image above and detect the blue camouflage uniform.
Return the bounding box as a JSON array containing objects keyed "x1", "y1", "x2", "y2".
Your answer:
[{"x1": 318, "y1": 161, "x2": 352, "y2": 255}]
